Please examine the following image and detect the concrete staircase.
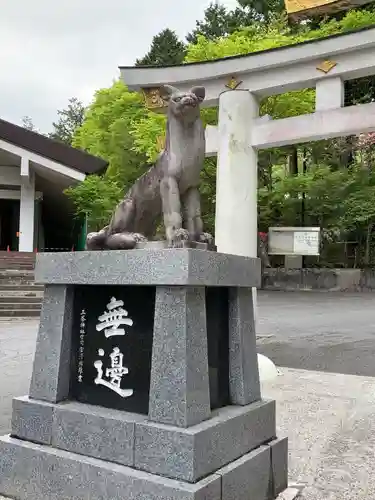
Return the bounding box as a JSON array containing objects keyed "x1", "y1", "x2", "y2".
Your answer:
[{"x1": 0, "y1": 252, "x2": 43, "y2": 318}]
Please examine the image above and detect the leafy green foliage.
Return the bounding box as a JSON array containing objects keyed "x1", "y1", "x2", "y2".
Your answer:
[
  {"x1": 186, "y1": 10, "x2": 375, "y2": 62},
  {"x1": 65, "y1": 81, "x2": 149, "y2": 229},
  {"x1": 64, "y1": 175, "x2": 123, "y2": 232},
  {"x1": 136, "y1": 29, "x2": 186, "y2": 66},
  {"x1": 130, "y1": 112, "x2": 166, "y2": 163},
  {"x1": 72, "y1": 80, "x2": 148, "y2": 182},
  {"x1": 237, "y1": 0, "x2": 285, "y2": 21}
]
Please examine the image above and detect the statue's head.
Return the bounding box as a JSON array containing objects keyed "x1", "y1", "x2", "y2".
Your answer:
[{"x1": 160, "y1": 85, "x2": 205, "y2": 122}]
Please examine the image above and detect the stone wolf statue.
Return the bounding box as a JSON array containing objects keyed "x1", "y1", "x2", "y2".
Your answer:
[{"x1": 86, "y1": 84, "x2": 213, "y2": 250}]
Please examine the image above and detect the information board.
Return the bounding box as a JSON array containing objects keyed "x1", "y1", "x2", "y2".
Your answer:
[
  {"x1": 268, "y1": 227, "x2": 320, "y2": 256},
  {"x1": 293, "y1": 230, "x2": 320, "y2": 255}
]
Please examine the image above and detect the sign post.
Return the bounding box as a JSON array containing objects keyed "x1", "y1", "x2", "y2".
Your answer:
[{"x1": 268, "y1": 227, "x2": 320, "y2": 268}]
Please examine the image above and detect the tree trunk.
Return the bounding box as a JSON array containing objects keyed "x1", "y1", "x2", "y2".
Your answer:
[
  {"x1": 288, "y1": 146, "x2": 298, "y2": 175},
  {"x1": 341, "y1": 136, "x2": 354, "y2": 168}
]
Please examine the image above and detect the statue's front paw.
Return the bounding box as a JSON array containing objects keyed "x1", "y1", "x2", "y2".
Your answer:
[
  {"x1": 170, "y1": 228, "x2": 190, "y2": 248},
  {"x1": 198, "y1": 232, "x2": 214, "y2": 245}
]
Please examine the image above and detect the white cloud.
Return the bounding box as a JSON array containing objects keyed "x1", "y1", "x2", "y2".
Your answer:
[{"x1": 0, "y1": 0, "x2": 238, "y2": 133}]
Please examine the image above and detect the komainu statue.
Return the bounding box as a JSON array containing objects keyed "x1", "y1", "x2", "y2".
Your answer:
[{"x1": 87, "y1": 84, "x2": 213, "y2": 250}]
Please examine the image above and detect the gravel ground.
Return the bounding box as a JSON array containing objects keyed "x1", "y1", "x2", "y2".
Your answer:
[{"x1": 262, "y1": 368, "x2": 375, "y2": 500}]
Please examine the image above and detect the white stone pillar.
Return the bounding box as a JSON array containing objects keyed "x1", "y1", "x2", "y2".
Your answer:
[
  {"x1": 215, "y1": 89, "x2": 259, "y2": 258},
  {"x1": 19, "y1": 161, "x2": 35, "y2": 252},
  {"x1": 315, "y1": 76, "x2": 344, "y2": 111},
  {"x1": 215, "y1": 90, "x2": 259, "y2": 325}
]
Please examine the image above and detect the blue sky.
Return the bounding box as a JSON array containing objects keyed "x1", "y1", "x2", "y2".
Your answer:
[{"x1": 0, "y1": 0, "x2": 238, "y2": 133}]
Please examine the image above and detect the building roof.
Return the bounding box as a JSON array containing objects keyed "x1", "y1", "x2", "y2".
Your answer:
[{"x1": 0, "y1": 118, "x2": 108, "y2": 174}]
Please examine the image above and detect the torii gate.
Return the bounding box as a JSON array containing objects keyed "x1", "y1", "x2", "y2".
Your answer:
[{"x1": 120, "y1": 25, "x2": 375, "y2": 261}]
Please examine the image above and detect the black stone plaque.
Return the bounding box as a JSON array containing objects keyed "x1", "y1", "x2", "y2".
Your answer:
[
  {"x1": 206, "y1": 287, "x2": 230, "y2": 410},
  {"x1": 70, "y1": 285, "x2": 155, "y2": 414}
]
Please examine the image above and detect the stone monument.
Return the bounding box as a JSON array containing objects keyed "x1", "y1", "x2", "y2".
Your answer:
[{"x1": 0, "y1": 85, "x2": 287, "y2": 500}]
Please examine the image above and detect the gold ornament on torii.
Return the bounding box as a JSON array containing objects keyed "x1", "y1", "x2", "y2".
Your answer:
[
  {"x1": 156, "y1": 135, "x2": 165, "y2": 151},
  {"x1": 316, "y1": 60, "x2": 337, "y2": 74},
  {"x1": 225, "y1": 76, "x2": 243, "y2": 90},
  {"x1": 142, "y1": 88, "x2": 166, "y2": 110}
]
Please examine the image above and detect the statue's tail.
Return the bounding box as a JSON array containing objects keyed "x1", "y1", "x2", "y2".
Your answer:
[
  {"x1": 86, "y1": 226, "x2": 147, "y2": 251},
  {"x1": 86, "y1": 197, "x2": 147, "y2": 251}
]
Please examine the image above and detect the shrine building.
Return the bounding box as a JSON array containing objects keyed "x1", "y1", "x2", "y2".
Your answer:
[{"x1": 0, "y1": 119, "x2": 107, "y2": 252}]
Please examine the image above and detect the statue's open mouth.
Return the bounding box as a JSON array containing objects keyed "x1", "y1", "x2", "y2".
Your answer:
[
  {"x1": 181, "y1": 98, "x2": 197, "y2": 107},
  {"x1": 182, "y1": 102, "x2": 197, "y2": 110}
]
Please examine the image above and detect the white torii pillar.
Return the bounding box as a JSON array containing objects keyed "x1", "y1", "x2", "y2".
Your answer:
[
  {"x1": 215, "y1": 89, "x2": 259, "y2": 258},
  {"x1": 215, "y1": 89, "x2": 279, "y2": 381},
  {"x1": 215, "y1": 89, "x2": 259, "y2": 317}
]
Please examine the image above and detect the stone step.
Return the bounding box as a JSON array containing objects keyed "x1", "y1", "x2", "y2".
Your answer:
[
  {"x1": 0, "y1": 302, "x2": 41, "y2": 310},
  {"x1": 0, "y1": 296, "x2": 42, "y2": 304},
  {"x1": 0, "y1": 279, "x2": 35, "y2": 286},
  {"x1": 0, "y1": 264, "x2": 34, "y2": 270},
  {"x1": 0, "y1": 271, "x2": 35, "y2": 284},
  {"x1": 0, "y1": 284, "x2": 44, "y2": 292},
  {"x1": 0, "y1": 290, "x2": 43, "y2": 298},
  {"x1": 0, "y1": 278, "x2": 34, "y2": 289},
  {"x1": 0, "y1": 270, "x2": 34, "y2": 277},
  {"x1": 0, "y1": 308, "x2": 41, "y2": 317}
]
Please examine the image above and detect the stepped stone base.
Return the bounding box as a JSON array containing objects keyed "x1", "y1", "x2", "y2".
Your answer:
[
  {"x1": 0, "y1": 433, "x2": 286, "y2": 500},
  {"x1": 0, "y1": 396, "x2": 287, "y2": 500},
  {"x1": 10, "y1": 397, "x2": 278, "y2": 482}
]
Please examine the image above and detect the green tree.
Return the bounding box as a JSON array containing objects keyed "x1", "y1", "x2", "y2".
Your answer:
[
  {"x1": 64, "y1": 175, "x2": 122, "y2": 232},
  {"x1": 237, "y1": 0, "x2": 285, "y2": 21},
  {"x1": 136, "y1": 29, "x2": 186, "y2": 66},
  {"x1": 49, "y1": 97, "x2": 85, "y2": 145},
  {"x1": 186, "y1": 3, "x2": 256, "y2": 44},
  {"x1": 65, "y1": 81, "x2": 149, "y2": 229},
  {"x1": 73, "y1": 80, "x2": 148, "y2": 182}
]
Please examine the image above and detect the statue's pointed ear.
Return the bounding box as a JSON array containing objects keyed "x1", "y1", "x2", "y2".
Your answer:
[
  {"x1": 190, "y1": 86, "x2": 205, "y2": 102},
  {"x1": 159, "y1": 85, "x2": 179, "y2": 101}
]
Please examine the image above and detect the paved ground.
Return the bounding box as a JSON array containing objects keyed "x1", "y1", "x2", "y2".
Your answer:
[
  {"x1": 257, "y1": 291, "x2": 375, "y2": 376},
  {"x1": 1, "y1": 291, "x2": 375, "y2": 499},
  {"x1": 0, "y1": 318, "x2": 38, "y2": 435}
]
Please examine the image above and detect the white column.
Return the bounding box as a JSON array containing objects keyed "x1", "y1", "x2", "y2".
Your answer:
[
  {"x1": 215, "y1": 89, "x2": 259, "y2": 257},
  {"x1": 215, "y1": 90, "x2": 259, "y2": 325},
  {"x1": 315, "y1": 76, "x2": 344, "y2": 111},
  {"x1": 19, "y1": 160, "x2": 35, "y2": 252}
]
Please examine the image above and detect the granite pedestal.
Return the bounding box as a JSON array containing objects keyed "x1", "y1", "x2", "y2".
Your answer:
[{"x1": 0, "y1": 249, "x2": 288, "y2": 500}]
